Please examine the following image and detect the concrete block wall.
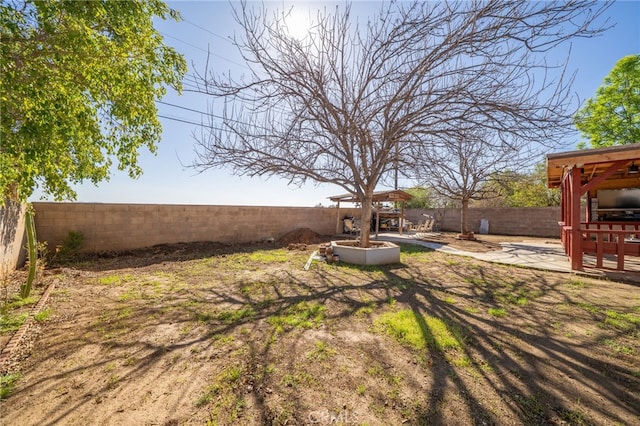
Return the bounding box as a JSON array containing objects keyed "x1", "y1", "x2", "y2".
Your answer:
[
  {"x1": 0, "y1": 200, "x2": 27, "y2": 278},
  {"x1": 0, "y1": 203, "x2": 567, "y2": 266},
  {"x1": 32, "y1": 203, "x2": 361, "y2": 253},
  {"x1": 405, "y1": 207, "x2": 561, "y2": 238}
]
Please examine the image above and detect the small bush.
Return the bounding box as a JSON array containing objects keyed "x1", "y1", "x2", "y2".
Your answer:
[
  {"x1": 56, "y1": 231, "x2": 85, "y2": 262},
  {"x1": 0, "y1": 373, "x2": 20, "y2": 399},
  {"x1": 34, "y1": 308, "x2": 52, "y2": 322},
  {"x1": 0, "y1": 312, "x2": 28, "y2": 333}
]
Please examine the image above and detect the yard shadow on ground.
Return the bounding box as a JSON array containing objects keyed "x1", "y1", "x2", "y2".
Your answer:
[{"x1": 3, "y1": 242, "x2": 639, "y2": 425}]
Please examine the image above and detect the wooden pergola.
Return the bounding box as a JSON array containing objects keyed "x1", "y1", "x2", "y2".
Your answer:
[
  {"x1": 329, "y1": 190, "x2": 413, "y2": 237},
  {"x1": 547, "y1": 143, "x2": 640, "y2": 271}
]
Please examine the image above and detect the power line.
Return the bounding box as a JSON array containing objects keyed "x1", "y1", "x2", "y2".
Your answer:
[
  {"x1": 158, "y1": 114, "x2": 204, "y2": 126},
  {"x1": 162, "y1": 33, "x2": 208, "y2": 54},
  {"x1": 157, "y1": 100, "x2": 207, "y2": 115},
  {"x1": 158, "y1": 112, "x2": 277, "y2": 137},
  {"x1": 158, "y1": 114, "x2": 231, "y2": 133},
  {"x1": 157, "y1": 100, "x2": 230, "y2": 124},
  {"x1": 183, "y1": 19, "x2": 232, "y2": 44},
  {"x1": 157, "y1": 100, "x2": 262, "y2": 128},
  {"x1": 157, "y1": 102, "x2": 304, "y2": 136},
  {"x1": 157, "y1": 98, "x2": 298, "y2": 129},
  {"x1": 160, "y1": 32, "x2": 249, "y2": 69}
]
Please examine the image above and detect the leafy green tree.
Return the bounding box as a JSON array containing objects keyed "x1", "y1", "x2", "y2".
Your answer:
[
  {"x1": 475, "y1": 162, "x2": 560, "y2": 208},
  {"x1": 472, "y1": 171, "x2": 519, "y2": 208},
  {"x1": 574, "y1": 54, "x2": 640, "y2": 148},
  {"x1": 1, "y1": 0, "x2": 186, "y2": 202},
  {"x1": 505, "y1": 163, "x2": 560, "y2": 207},
  {"x1": 404, "y1": 187, "x2": 433, "y2": 209}
]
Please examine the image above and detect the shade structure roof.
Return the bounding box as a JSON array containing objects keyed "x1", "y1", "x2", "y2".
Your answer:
[
  {"x1": 329, "y1": 189, "x2": 413, "y2": 203},
  {"x1": 547, "y1": 143, "x2": 640, "y2": 190}
]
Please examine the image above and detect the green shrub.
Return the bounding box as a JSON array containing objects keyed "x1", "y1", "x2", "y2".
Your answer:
[
  {"x1": 56, "y1": 231, "x2": 85, "y2": 262},
  {"x1": 0, "y1": 373, "x2": 20, "y2": 399},
  {"x1": 0, "y1": 312, "x2": 28, "y2": 333}
]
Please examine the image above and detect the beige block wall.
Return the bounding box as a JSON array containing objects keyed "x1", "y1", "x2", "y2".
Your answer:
[
  {"x1": 0, "y1": 200, "x2": 27, "y2": 279},
  {"x1": 33, "y1": 203, "x2": 361, "y2": 253},
  {"x1": 405, "y1": 207, "x2": 562, "y2": 238},
  {"x1": 30, "y1": 203, "x2": 565, "y2": 256}
]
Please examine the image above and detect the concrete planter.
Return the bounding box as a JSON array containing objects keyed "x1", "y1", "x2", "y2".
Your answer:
[{"x1": 331, "y1": 240, "x2": 401, "y2": 265}]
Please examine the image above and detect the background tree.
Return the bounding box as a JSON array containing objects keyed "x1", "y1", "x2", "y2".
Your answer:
[
  {"x1": 404, "y1": 187, "x2": 434, "y2": 209},
  {"x1": 574, "y1": 54, "x2": 640, "y2": 148},
  {"x1": 475, "y1": 163, "x2": 560, "y2": 208},
  {"x1": 414, "y1": 128, "x2": 531, "y2": 235},
  {"x1": 471, "y1": 171, "x2": 519, "y2": 208},
  {"x1": 0, "y1": 0, "x2": 187, "y2": 202},
  {"x1": 502, "y1": 163, "x2": 561, "y2": 207},
  {"x1": 191, "y1": 1, "x2": 609, "y2": 247}
]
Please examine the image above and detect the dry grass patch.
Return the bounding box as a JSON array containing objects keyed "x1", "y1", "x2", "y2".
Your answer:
[{"x1": 1, "y1": 241, "x2": 638, "y2": 425}]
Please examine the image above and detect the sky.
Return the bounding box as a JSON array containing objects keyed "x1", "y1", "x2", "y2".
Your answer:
[{"x1": 29, "y1": 0, "x2": 640, "y2": 207}]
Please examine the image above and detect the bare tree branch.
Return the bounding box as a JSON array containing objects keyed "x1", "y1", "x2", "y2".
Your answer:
[{"x1": 189, "y1": 0, "x2": 611, "y2": 246}]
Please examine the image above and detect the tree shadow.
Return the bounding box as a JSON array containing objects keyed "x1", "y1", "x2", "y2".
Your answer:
[
  {"x1": 3, "y1": 242, "x2": 638, "y2": 425},
  {"x1": 380, "y1": 258, "x2": 638, "y2": 425}
]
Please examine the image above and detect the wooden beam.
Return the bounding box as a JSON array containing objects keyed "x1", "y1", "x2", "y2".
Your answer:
[
  {"x1": 547, "y1": 144, "x2": 640, "y2": 168},
  {"x1": 580, "y1": 160, "x2": 629, "y2": 194},
  {"x1": 589, "y1": 177, "x2": 640, "y2": 190},
  {"x1": 547, "y1": 143, "x2": 640, "y2": 188}
]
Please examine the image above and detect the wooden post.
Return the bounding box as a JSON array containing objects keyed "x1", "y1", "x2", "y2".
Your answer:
[
  {"x1": 617, "y1": 234, "x2": 625, "y2": 270},
  {"x1": 596, "y1": 232, "x2": 604, "y2": 268},
  {"x1": 570, "y1": 167, "x2": 583, "y2": 270},
  {"x1": 335, "y1": 201, "x2": 341, "y2": 235},
  {"x1": 375, "y1": 203, "x2": 380, "y2": 239}
]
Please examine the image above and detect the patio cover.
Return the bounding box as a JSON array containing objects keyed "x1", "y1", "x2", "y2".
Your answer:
[
  {"x1": 329, "y1": 190, "x2": 413, "y2": 236},
  {"x1": 547, "y1": 143, "x2": 640, "y2": 190},
  {"x1": 329, "y1": 189, "x2": 414, "y2": 204},
  {"x1": 546, "y1": 143, "x2": 640, "y2": 270}
]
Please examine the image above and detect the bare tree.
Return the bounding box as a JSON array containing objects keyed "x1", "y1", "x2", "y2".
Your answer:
[
  {"x1": 414, "y1": 127, "x2": 526, "y2": 236},
  {"x1": 190, "y1": 0, "x2": 610, "y2": 247}
]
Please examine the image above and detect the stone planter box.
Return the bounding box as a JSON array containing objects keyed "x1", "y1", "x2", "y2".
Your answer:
[{"x1": 330, "y1": 240, "x2": 400, "y2": 265}]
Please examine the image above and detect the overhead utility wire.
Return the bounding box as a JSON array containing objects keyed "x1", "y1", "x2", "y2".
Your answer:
[
  {"x1": 183, "y1": 19, "x2": 231, "y2": 43},
  {"x1": 157, "y1": 101, "x2": 271, "y2": 129},
  {"x1": 158, "y1": 113, "x2": 278, "y2": 138},
  {"x1": 157, "y1": 100, "x2": 207, "y2": 115},
  {"x1": 158, "y1": 114, "x2": 216, "y2": 128},
  {"x1": 157, "y1": 99, "x2": 294, "y2": 127},
  {"x1": 156, "y1": 100, "x2": 233, "y2": 124},
  {"x1": 161, "y1": 33, "x2": 248, "y2": 69},
  {"x1": 162, "y1": 33, "x2": 209, "y2": 54}
]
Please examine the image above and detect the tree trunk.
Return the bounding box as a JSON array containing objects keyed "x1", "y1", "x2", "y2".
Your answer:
[
  {"x1": 359, "y1": 194, "x2": 374, "y2": 248},
  {"x1": 460, "y1": 199, "x2": 469, "y2": 235}
]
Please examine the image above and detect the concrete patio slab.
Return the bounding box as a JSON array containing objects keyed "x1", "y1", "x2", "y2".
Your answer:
[{"x1": 377, "y1": 233, "x2": 640, "y2": 284}]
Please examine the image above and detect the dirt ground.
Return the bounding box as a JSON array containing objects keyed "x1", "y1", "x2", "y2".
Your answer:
[{"x1": 1, "y1": 230, "x2": 639, "y2": 425}]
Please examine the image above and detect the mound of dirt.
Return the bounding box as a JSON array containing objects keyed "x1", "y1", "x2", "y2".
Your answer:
[{"x1": 277, "y1": 228, "x2": 325, "y2": 245}]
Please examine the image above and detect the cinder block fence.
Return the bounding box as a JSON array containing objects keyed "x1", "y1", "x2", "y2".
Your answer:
[
  {"x1": 0, "y1": 203, "x2": 562, "y2": 278},
  {"x1": 404, "y1": 207, "x2": 561, "y2": 238},
  {"x1": 31, "y1": 203, "x2": 361, "y2": 253},
  {"x1": 31, "y1": 203, "x2": 561, "y2": 254}
]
